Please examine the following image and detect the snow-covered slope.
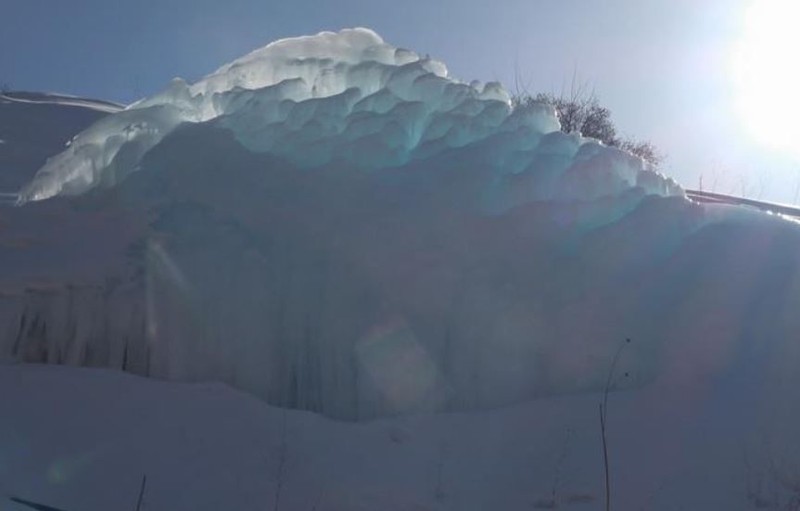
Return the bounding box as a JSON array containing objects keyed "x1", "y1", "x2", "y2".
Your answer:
[
  {"x1": 0, "y1": 92, "x2": 122, "y2": 194},
  {"x1": 2, "y1": 360, "x2": 798, "y2": 511},
  {"x1": 1, "y1": 28, "x2": 799, "y2": 428}
]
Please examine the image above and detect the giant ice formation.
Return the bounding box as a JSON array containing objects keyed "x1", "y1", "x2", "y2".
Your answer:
[
  {"x1": 20, "y1": 28, "x2": 678, "y2": 203},
  {"x1": 4, "y1": 29, "x2": 799, "y2": 421}
]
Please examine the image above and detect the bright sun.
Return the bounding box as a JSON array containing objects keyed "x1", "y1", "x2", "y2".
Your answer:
[{"x1": 732, "y1": 0, "x2": 800, "y2": 156}]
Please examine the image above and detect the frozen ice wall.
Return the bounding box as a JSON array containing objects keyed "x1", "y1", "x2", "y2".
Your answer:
[
  {"x1": 11, "y1": 28, "x2": 792, "y2": 422},
  {"x1": 19, "y1": 28, "x2": 679, "y2": 203}
]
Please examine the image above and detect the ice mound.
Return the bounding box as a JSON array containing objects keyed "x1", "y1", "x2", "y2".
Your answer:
[{"x1": 19, "y1": 28, "x2": 679, "y2": 203}]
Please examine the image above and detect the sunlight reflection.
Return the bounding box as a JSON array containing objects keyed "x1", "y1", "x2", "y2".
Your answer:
[{"x1": 356, "y1": 316, "x2": 444, "y2": 415}]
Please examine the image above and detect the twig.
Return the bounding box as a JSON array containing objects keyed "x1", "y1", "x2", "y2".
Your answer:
[
  {"x1": 602, "y1": 338, "x2": 630, "y2": 424},
  {"x1": 135, "y1": 474, "x2": 147, "y2": 511},
  {"x1": 600, "y1": 403, "x2": 610, "y2": 511},
  {"x1": 8, "y1": 496, "x2": 69, "y2": 511},
  {"x1": 600, "y1": 338, "x2": 631, "y2": 511}
]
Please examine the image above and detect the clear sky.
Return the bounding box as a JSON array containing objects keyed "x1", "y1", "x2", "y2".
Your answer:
[{"x1": 3, "y1": 0, "x2": 798, "y2": 202}]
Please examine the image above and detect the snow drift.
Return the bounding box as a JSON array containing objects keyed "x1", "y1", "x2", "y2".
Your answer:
[{"x1": 2, "y1": 29, "x2": 800, "y2": 421}]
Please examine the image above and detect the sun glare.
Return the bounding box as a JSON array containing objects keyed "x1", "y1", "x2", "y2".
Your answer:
[{"x1": 732, "y1": 0, "x2": 800, "y2": 157}]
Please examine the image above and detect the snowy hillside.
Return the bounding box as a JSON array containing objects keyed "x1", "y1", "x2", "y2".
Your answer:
[{"x1": 0, "y1": 92, "x2": 121, "y2": 195}]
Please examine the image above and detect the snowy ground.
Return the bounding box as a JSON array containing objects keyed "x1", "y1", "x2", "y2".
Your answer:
[{"x1": 2, "y1": 360, "x2": 799, "y2": 511}]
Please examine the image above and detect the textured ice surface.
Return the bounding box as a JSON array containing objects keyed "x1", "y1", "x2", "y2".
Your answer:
[
  {"x1": 3, "y1": 29, "x2": 799, "y2": 422},
  {"x1": 20, "y1": 28, "x2": 678, "y2": 203}
]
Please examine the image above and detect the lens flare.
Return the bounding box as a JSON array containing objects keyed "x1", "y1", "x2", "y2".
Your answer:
[{"x1": 732, "y1": 0, "x2": 800, "y2": 157}]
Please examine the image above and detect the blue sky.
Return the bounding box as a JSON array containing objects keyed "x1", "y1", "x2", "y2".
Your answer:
[{"x1": 3, "y1": 0, "x2": 798, "y2": 202}]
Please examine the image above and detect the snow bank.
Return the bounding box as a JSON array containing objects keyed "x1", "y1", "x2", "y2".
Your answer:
[{"x1": 19, "y1": 28, "x2": 679, "y2": 203}]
